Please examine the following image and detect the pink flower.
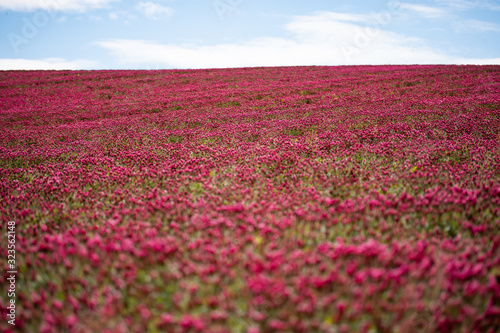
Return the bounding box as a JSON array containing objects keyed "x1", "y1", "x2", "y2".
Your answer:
[
  {"x1": 159, "y1": 313, "x2": 173, "y2": 325},
  {"x1": 269, "y1": 319, "x2": 286, "y2": 330},
  {"x1": 66, "y1": 314, "x2": 78, "y2": 327}
]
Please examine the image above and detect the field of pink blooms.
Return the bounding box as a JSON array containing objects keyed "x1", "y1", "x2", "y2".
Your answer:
[{"x1": 1, "y1": 65, "x2": 500, "y2": 333}]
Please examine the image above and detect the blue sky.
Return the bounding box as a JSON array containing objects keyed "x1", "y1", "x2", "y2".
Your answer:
[{"x1": 0, "y1": 0, "x2": 499, "y2": 69}]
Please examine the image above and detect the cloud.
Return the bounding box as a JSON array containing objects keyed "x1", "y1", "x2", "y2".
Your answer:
[
  {"x1": 0, "y1": 58, "x2": 97, "y2": 70},
  {"x1": 456, "y1": 19, "x2": 500, "y2": 32},
  {"x1": 456, "y1": 57, "x2": 500, "y2": 64},
  {"x1": 96, "y1": 11, "x2": 500, "y2": 68},
  {"x1": 96, "y1": 11, "x2": 459, "y2": 68},
  {"x1": 398, "y1": 3, "x2": 447, "y2": 18},
  {"x1": 0, "y1": 0, "x2": 118, "y2": 12},
  {"x1": 135, "y1": 2, "x2": 174, "y2": 20},
  {"x1": 436, "y1": 0, "x2": 500, "y2": 11},
  {"x1": 108, "y1": 10, "x2": 136, "y2": 23}
]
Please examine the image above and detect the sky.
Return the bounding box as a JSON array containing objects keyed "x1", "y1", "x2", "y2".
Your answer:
[{"x1": 0, "y1": 0, "x2": 499, "y2": 70}]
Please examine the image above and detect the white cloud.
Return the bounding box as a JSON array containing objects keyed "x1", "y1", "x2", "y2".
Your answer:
[
  {"x1": 96, "y1": 11, "x2": 457, "y2": 68},
  {"x1": 398, "y1": 3, "x2": 447, "y2": 18},
  {"x1": 96, "y1": 11, "x2": 500, "y2": 68},
  {"x1": 107, "y1": 10, "x2": 136, "y2": 23},
  {"x1": 0, "y1": 0, "x2": 118, "y2": 12},
  {"x1": 456, "y1": 57, "x2": 500, "y2": 64},
  {"x1": 437, "y1": 0, "x2": 500, "y2": 10},
  {"x1": 456, "y1": 19, "x2": 500, "y2": 32},
  {"x1": 437, "y1": 0, "x2": 473, "y2": 9},
  {"x1": 0, "y1": 58, "x2": 97, "y2": 70},
  {"x1": 135, "y1": 2, "x2": 174, "y2": 20}
]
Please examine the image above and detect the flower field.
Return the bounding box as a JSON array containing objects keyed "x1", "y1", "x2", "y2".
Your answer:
[{"x1": 1, "y1": 65, "x2": 500, "y2": 332}]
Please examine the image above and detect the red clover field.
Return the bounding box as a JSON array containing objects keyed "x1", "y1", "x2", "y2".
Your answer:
[{"x1": 1, "y1": 65, "x2": 500, "y2": 332}]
